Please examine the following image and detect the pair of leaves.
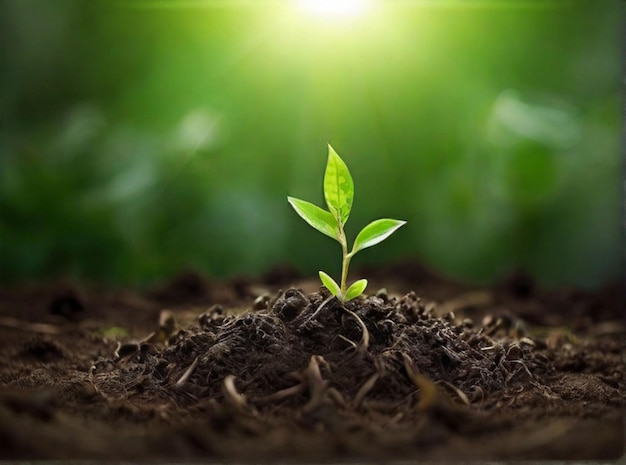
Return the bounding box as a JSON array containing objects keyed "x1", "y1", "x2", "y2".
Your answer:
[
  {"x1": 287, "y1": 196, "x2": 405, "y2": 257},
  {"x1": 287, "y1": 145, "x2": 405, "y2": 256},
  {"x1": 319, "y1": 271, "x2": 367, "y2": 302}
]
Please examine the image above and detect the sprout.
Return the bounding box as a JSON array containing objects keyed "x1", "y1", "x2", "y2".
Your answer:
[{"x1": 288, "y1": 144, "x2": 406, "y2": 302}]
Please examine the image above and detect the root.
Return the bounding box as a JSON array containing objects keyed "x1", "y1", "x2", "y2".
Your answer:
[
  {"x1": 353, "y1": 372, "x2": 379, "y2": 409},
  {"x1": 88, "y1": 365, "x2": 105, "y2": 399},
  {"x1": 401, "y1": 353, "x2": 438, "y2": 411},
  {"x1": 439, "y1": 381, "x2": 470, "y2": 406},
  {"x1": 440, "y1": 345, "x2": 464, "y2": 363},
  {"x1": 175, "y1": 356, "x2": 198, "y2": 387},
  {"x1": 302, "y1": 355, "x2": 329, "y2": 414},
  {"x1": 352, "y1": 358, "x2": 385, "y2": 409},
  {"x1": 401, "y1": 352, "x2": 421, "y2": 385},
  {"x1": 305, "y1": 294, "x2": 335, "y2": 324},
  {"x1": 402, "y1": 352, "x2": 475, "y2": 424},
  {"x1": 342, "y1": 308, "x2": 370, "y2": 355},
  {"x1": 508, "y1": 360, "x2": 533, "y2": 380},
  {"x1": 222, "y1": 375, "x2": 248, "y2": 410},
  {"x1": 468, "y1": 385, "x2": 484, "y2": 402},
  {"x1": 338, "y1": 335, "x2": 357, "y2": 350},
  {"x1": 255, "y1": 355, "x2": 342, "y2": 412},
  {"x1": 326, "y1": 387, "x2": 347, "y2": 408},
  {"x1": 0, "y1": 316, "x2": 65, "y2": 335},
  {"x1": 256, "y1": 382, "x2": 306, "y2": 404}
]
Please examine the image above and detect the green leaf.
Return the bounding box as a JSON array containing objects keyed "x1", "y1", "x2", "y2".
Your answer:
[
  {"x1": 324, "y1": 145, "x2": 354, "y2": 225},
  {"x1": 288, "y1": 197, "x2": 339, "y2": 241},
  {"x1": 319, "y1": 271, "x2": 341, "y2": 298},
  {"x1": 344, "y1": 279, "x2": 367, "y2": 301},
  {"x1": 352, "y1": 219, "x2": 406, "y2": 255}
]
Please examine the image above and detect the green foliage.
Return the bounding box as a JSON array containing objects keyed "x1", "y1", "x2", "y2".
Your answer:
[
  {"x1": 98, "y1": 326, "x2": 130, "y2": 340},
  {"x1": 0, "y1": 1, "x2": 620, "y2": 288},
  {"x1": 288, "y1": 145, "x2": 405, "y2": 301}
]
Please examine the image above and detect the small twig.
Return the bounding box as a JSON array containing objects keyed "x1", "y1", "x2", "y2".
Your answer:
[{"x1": 175, "y1": 356, "x2": 199, "y2": 387}]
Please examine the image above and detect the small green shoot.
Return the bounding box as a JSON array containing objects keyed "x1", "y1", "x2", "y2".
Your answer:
[{"x1": 288, "y1": 145, "x2": 406, "y2": 302}]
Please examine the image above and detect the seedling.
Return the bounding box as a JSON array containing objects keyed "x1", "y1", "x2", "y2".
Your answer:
[{"x1": 288, "y1": 145, "x2": 406, "y2": 302}]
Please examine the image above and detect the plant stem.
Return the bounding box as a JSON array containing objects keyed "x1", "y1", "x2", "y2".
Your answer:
[{"x1": 338, "y1": 224, "x2": 351, "y2": 300}]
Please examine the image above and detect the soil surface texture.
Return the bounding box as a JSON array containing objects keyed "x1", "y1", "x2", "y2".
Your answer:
[{"x1": 0, "y1": 262, "x2": 623, "y2": 461}]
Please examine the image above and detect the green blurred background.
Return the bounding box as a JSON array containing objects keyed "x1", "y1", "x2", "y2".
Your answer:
[{"x1": 0, "y1": 0, "x2": 621, "y2": 288}]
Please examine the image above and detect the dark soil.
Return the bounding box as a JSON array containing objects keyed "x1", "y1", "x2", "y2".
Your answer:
[{"x1": 0, "y1": 262, "x2": 623, "y2": 461}]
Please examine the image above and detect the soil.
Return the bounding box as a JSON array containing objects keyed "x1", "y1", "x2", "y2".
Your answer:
[{"x1": 0, "y1": 261, "x2": 623, "y2": 461}]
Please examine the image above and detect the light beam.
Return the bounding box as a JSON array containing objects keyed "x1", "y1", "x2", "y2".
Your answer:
[{"x1": 298, "y1": 0, "x2": 373, "y2": 19}]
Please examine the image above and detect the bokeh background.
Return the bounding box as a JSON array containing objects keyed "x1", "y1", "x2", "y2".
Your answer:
[{"x1": 0, "y1": 0, "x2": 621, "y2": 288}]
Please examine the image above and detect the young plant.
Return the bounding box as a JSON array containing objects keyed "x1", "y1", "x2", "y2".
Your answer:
[{"x1": 288, "y1": 145, "x2": 406, "y2": 302}]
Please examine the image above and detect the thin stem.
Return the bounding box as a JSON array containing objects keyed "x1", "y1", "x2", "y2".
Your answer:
[
  {"x1": 337, "y1": 223, "x2": 350, "y2": 299},
  {"x1": 341, "y1": 250, "x2": 351, "y2": 299}
]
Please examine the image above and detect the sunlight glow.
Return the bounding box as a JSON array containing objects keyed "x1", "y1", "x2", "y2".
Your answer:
[{"x1": 298, "y1": 0, "x2": 373, "y2": 19}]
